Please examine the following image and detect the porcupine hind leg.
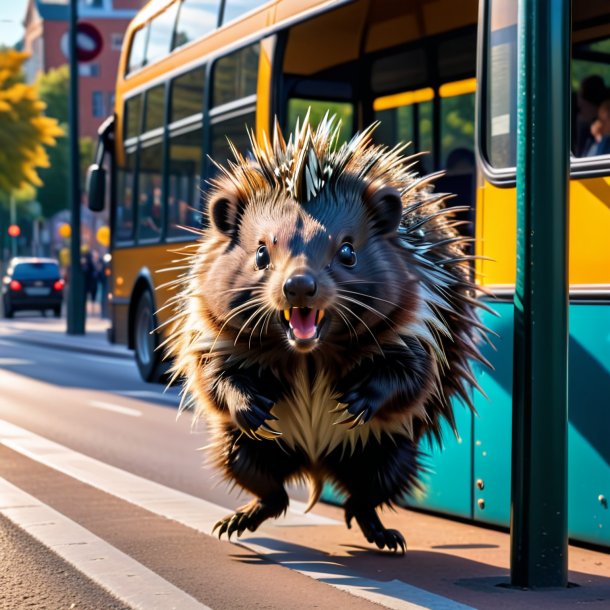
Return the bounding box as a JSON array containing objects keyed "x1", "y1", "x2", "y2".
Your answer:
[
  {"x1": 327, "y1": 434, "x2": 421, "y2": 554},
  {"x1": 213, "y1": 427, "x2": 302, "y2": 539}
]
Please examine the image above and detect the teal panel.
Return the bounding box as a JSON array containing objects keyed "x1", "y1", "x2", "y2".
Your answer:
[
  {"x1": 403, "y1": 401, "x2": 473, "y2": 518},
  {"x1": 321, "y1": 402, "x2": 473, "y2": 517},
  {"x1": 567, "y1": 305, "x2": 610, "y2": 546},
  {"x1": 473, "y1": 303, "x2": 514, "y2": 526}
]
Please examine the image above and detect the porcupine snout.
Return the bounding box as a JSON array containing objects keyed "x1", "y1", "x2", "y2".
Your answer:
[{"x1": 283, "y1": 272, "x2": 318, "y2": 306}]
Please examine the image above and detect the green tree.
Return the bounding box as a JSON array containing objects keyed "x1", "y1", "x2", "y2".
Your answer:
[
  {"x1": 36, "y1": 64, "x2": 94, "y2": 217},
  {"x1": 0, "y1": 49, "x2": 62, "y2": 193}
]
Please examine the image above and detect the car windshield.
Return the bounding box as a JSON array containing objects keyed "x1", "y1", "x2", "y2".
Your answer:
[{"x1": 12, "y1": 262, "x2": 60, "y2": 280}]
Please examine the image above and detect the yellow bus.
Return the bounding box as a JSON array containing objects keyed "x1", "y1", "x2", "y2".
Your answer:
[{"x1": 89, "y1": 0, "x2": 610, "y2": 546}]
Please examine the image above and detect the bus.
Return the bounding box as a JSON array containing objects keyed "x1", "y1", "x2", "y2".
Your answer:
[{"x1": 88, "y1": 0, "x2": 610, "y2": 549}]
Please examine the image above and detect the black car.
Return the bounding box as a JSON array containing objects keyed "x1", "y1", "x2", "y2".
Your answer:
[{"x1": 2, "y1": 257, "x2": 64, "y2": 318}]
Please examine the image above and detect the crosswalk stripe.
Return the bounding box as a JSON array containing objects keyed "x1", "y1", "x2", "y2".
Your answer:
[
  {"x1": 0, "y1": 418, "x2": 473, "y2": 610},
  {"x1": 0, "y1": 477, "x2": 211, "y2": 610}
]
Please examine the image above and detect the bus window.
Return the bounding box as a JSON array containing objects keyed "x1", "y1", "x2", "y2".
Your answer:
[
  {"x1": 144, "y1": 85, "x2": 166, "y2": 132},
  {"x1": 170, "y1": 67, "x2": 206, "y2": 123},
  {"x1": 440, "y1": 82, "x2": 475, "y2": 169},
  {"x1": 146, "y1": 1, "x2": 180, "y2": 65},
  {"x1": 128, "y1": 25, "x2": 148, "y2": 73},
  {"x1": 212, "y1": 44, "x2": 259, "y2": 107},
  {"x1": 138, "y1": 141, "x2": 164, "y2": 242},
  {"x1": 125, "y1": 95, "x2": 143, "y2": 141},
  {"x1": 208, "y1": 43, "x2": 259, "y2": 169},
  {"x1": 174, "y1": 0, "x2": 221, "y2": 48},
  {"x1": 167, "y1": 127, "x2": 203, "y2": 239},
  {"x1": 286, "y1": 99, "x2": 353, "y2": 142},
  {"x1": 373, "y1": 89, "x2": 434, "y2": 174},
  {"x1": 371, "y1": 48, "x2": 428, "y2": 95},
  {"x1": 484, "y1": 0, "x2": 518, "y2": 168},
  {"x1": 209, "y1": 111, "x2": 256, "y2": 165},
  {"x1": 116, "y1": 149, "x2": 136, "y2": 243},
  {"x1": 221, "y1": 0, "x2": 268, "y2": 26}
]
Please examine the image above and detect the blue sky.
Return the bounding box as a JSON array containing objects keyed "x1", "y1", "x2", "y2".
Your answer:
[{"x1": 0, "y1": 0, "x2": 29, "y2": 48}]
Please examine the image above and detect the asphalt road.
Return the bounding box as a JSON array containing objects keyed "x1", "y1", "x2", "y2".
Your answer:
[{"x1": 0, "y1": 316, "x2": 609, "y2": 610}]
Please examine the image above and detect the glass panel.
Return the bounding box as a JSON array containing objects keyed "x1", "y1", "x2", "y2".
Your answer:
[
  {"x1": 116, "y1": 150, "x2": 136, "y2": 242},
  {"x1": 419, "y1": 100, "x2": 434, "y2": 174},
  {"x1": 13, "y1": 262, "x2": 60, "y2": 280},
  {"x1": 212, "y1": 44, "x2": 259, "y2": 107},
  {"x1": 374, "y1": 106, "x2": 414, "y2": 148},
  {"x1": 146, "y1": 1, "x2": 180, "y2": 64},
  {"x1": 485, "y1": 0, "x2": 518, "y2": 168},
  {"x1": 128, "y1": 26, "x2": 148, "y2": 73},
  {"x1": 440, "y1": 93, "x2": 475, "y2": 169},
  {"x1": 286, "y1": 99, "x2": 353, "y2": 143},
  {"x1": 171, "y1": 67, "x2": 205, "y2": 122},
  {"x1": 167, "y1": 128, "x2": 203, "y2": 238},
  {"x1": 174, "y1": 0, "x2": 221, "y2": 48},
  {"x1": 371, "y1": 48, "x2": 427, "y2": 94},
  {"x1": 138, "y1": 142, "x2": 164, "y2": 241},
  {"x1": 209, "y1": 111, "x2": 255, "y2": 167},
  {"x1": 438, "y1": 32, "x2": 477, "y2": 81},
  {"x1": 221, "y1": 0, "x2": 267, "y2": 25},
  {"x1": 125, "y1": 95, "x2": 142, "y2": 140},
  {"x1": 144, "y1": 85, "x2": 165, "y2": 132}
]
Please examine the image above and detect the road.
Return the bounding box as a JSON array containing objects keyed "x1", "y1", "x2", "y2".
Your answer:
[{"x1": 0, "y1": 316, "x2": 609, "y2": 610}]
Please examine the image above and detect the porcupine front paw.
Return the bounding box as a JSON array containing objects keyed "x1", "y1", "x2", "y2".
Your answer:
[
  {"x1": 233, "y1": 392, "x2": 281, "y2": 441},
  {"x1": 213, "y1": 496, "x2": 288, "y2": 540},
  {"x1": 333, "y1": 380, "x2": 383, "y2": 428},
  {"x1": 345, "y1": 500, "x2": 407, "y2": 554}
]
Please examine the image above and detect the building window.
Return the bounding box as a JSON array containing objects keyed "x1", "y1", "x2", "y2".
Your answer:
[
  {"x1": 108, "y1": 92, "x2": 115, "y2": 113},
  {"x1": 79, "y1": 63, "x2": 100, "y2": 77},
  {"x1": 111, "y1": 33, "x2": 123, "y2": 51},
  {"x1": 92, "y1": 91, "x2": 105, "y2": 118}
]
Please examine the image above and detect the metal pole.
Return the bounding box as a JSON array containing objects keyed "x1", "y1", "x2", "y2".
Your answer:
[
  {"x1": 511, "y1": 0, "x2": 570, "y2": 588},
  {"x1": 67, "y1": 0, "x2": 85, "y2": 334}
]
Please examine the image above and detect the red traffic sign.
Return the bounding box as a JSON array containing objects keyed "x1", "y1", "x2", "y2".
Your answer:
[
  {"x1": 61, "y1": 22, "x2": 104, "y2": 63},
  {"x1": 8, "y1": 225, "x2": 20, "y2": 237}
]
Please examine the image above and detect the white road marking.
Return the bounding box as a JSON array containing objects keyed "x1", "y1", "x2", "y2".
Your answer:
[
  {"x1": 0, "y1": 358, "x2": 34, "y2": 366},
  {"x1": 88, "y1": 400, "x2": 142, "y2": 417},
  {"x1": 0, "y1": 478, "x2": 211, "y2": 610},
  {"x1": 118, "y1": 390, "x2": 180, "y2": 404},
  {"x1": 0, "y1": 419, "x2": 473, "y2": 610}
]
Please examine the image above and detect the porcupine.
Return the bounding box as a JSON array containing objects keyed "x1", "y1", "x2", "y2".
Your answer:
[{"x1": 164, "y1": 114, "x2": 490, "y2": 553}]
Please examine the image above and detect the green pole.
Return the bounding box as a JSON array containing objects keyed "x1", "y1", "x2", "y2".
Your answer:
[
  {"x1": 511, "y1": 0, "x2": 570, "y2": 587},
  {"x1": 67, "y1": 0, "x2": 85, "y2": 335}
]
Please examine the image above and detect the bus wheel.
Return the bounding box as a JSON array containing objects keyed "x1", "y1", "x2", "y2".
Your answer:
[{"x1": 134, "y1": 290, "x2": 162, "y2": 383}]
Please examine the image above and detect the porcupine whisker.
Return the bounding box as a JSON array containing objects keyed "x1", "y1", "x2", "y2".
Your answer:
[
  {"x1": 235, "y1": 302, "x2": 270, "y2": 346},
  {"x1": 331, "y1": 305, "x2": 358, "y2": 342},
  {"x1": 247, "y1": 305, "x2": 274, "y2": 349},
  {"x1": 336, "y1": 288, "x2": 406, "y2": 311},
  {"x1": 335, "y1": 293, "x2": 397, "y2": 330},
  {"x1": 209, "y1": 297, "x2": 268, "y2": 353},
  {"x1": 334, "y1": 301, "x2": 384, "y2": 355}
]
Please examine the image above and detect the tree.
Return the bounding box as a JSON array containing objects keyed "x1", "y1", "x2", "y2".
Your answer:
[
  {"x1": 36, "y1": 65, "x2": 94, "y2": 218},
  {"x1": 0, "y1": 49, "x2": 62, "y2": 193}
]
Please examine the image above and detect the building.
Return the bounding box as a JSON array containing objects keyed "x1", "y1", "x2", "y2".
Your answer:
[{"x1": 22, "y1": 0, "x2": 144, "y2": 138}]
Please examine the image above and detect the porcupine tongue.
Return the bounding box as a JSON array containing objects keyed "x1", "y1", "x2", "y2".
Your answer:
[{"x1": 290, "y1": 308, "x2": 317, "y2": 340}]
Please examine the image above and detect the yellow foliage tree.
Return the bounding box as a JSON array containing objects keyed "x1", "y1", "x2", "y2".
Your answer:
[{"x1": 0, "y1": 49, "x2": 63, "y2": 192}]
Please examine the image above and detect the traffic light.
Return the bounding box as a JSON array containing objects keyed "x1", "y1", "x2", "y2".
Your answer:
[{"x1": 7, "y1": 224, "x2": 20, "y2": 238}]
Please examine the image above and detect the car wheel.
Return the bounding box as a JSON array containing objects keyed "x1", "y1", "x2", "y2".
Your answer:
[
  {"x1": 53, "y1": 306, "x2": 61, "y2": 318},
  {"x1": 134, "y1": 290, "x2": 163, "y2": 383},
  {"x1": 3, "y1": 301, "x2": 13, "y2": 319}
]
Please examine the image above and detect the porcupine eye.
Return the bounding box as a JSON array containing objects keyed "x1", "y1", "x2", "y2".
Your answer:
[
  {"x1": 255, "y1": 244, "x2": 271, "y2": 270},
  {"x1": 337, "y1": 242, "x2": 357, "y2": 268}
]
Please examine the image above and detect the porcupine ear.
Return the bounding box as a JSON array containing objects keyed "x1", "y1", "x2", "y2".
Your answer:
[
  {"x1": 207, "y1": 189, "x2": 245, "y2": 237},
  {"x1": 363, "y1": 183, "x2": 403, "y2": 236}
]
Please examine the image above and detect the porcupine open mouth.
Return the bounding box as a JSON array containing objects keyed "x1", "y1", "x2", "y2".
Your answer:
[{"x1": 281, "y1": 307, "x2": 326, "y2": 350}]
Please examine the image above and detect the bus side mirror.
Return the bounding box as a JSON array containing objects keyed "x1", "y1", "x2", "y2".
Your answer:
[{"x1": 87, "y1": 163, "x2": 106, "y2": 212}]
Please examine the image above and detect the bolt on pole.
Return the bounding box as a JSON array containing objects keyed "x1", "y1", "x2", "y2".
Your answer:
[
  {"x1": 67, "y1": 0, "x2": 85, "y2": 335},
  {"x1": 511, "y1": 0, "x2": 570, "y2": 588}
]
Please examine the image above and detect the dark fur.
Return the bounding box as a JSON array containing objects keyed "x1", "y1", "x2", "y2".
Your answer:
[{"x1": 165, "y1": 116, "x2": 489, "y2": 553}]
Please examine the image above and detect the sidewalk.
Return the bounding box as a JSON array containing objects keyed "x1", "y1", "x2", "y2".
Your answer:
[{"x1": 0, "y1": 313, "x2": 131, "y2": 360}]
